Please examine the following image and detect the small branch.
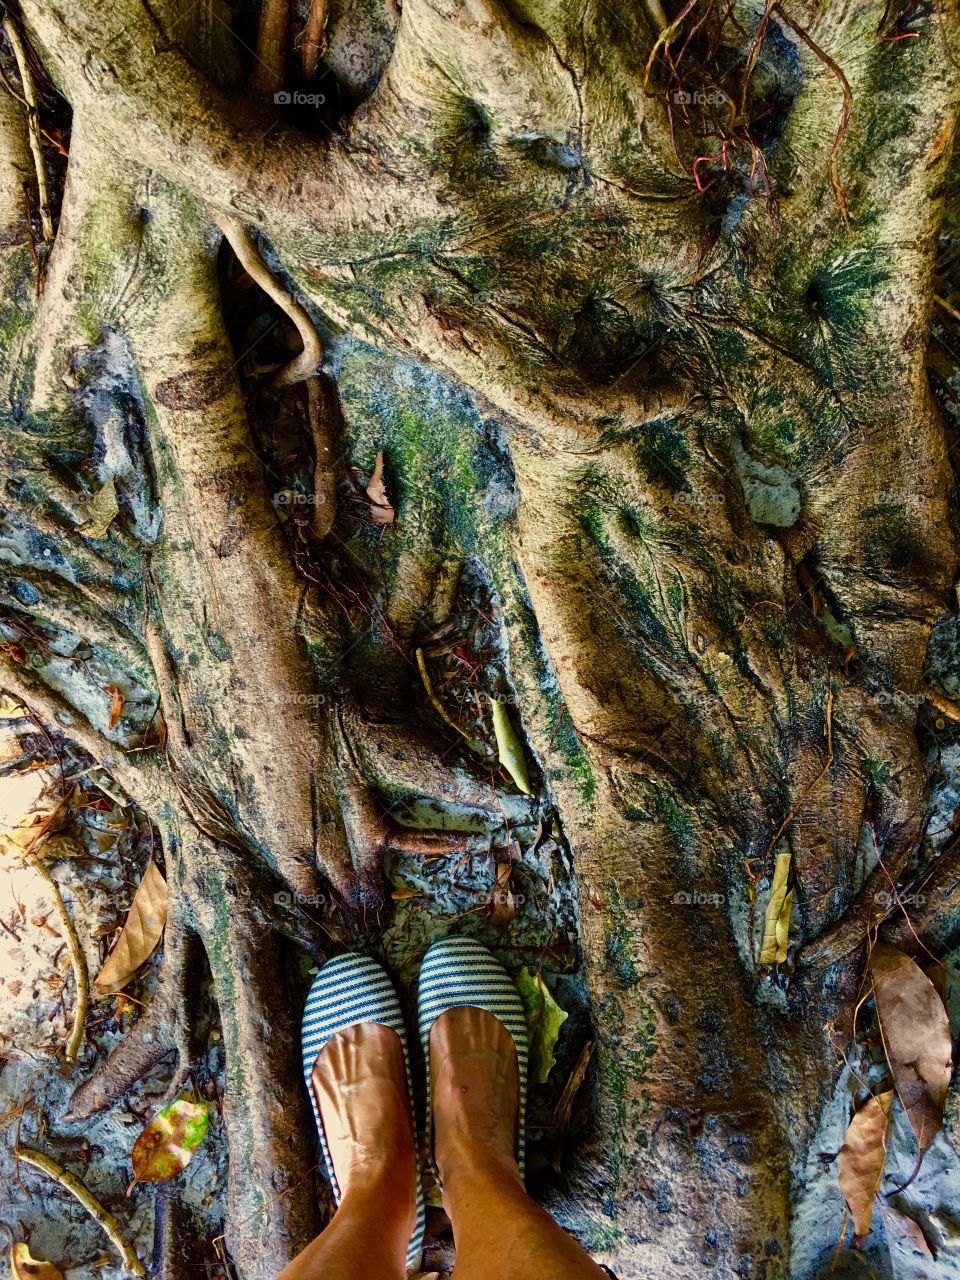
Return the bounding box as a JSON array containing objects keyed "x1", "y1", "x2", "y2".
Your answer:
[
  {"x1": 2, "y1": 16, "x2": 53, "y2": 240},
  {"x1": 21, "y1": 844, "x2": 89, "y2": 1061},
  {"x1": 17, "y1": 1147, "x2": 145, "y2": 1276},
  {"x1": 216, "y1": 215, "x2": 323, "y2": 386},
  {"x1": 934, "y1": 294, "x2": 960, "y2": 324},
  {"x1": 924, "y1": 685, "x2": 960, "y2": 722}
]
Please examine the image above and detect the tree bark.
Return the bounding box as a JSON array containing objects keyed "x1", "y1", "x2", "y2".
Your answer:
[{"x1": 2, "y1": 2, "x2": 959, "y2": 1278}]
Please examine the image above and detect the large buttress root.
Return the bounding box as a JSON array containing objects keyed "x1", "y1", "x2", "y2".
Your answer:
[{"x1": 188, "y1": 836, "x2": 320, "y2": 1279}]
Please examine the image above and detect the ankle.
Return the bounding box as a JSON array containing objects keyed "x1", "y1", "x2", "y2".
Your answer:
[
  {"x1": 436, "y1": 1130, "x2": 521, "y2": 1189},
  {"x1": 339, "y1": 1159, "x2": 418, "y2": 1226}
]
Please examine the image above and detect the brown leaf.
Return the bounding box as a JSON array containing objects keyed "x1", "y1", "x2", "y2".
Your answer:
[
  {"x1": 365, "y1": 451, "x2": 395, "y2": 524},
  {"x1": 390, "y1": 887, "x2": 423, "y2": 900},
  {"x1": 485, "y1": 860, "x2": 516, "y2": 929},
  {"x1": 871, "y1": 942, "x2": 952, "y2": 1151},
  {"x1": 106, "y1": 685, "x2": 123, "y2": 731},
  {"x1": 881, "y1": 1203, "x2": 934, "y2": 1259},
  {"x1": 838, "y1": 1089, "x2": 893, "y2": 1243},
  {"x1": 94, "y1": 861, "x2": 168, "y2": 993},
  {"x1": 10, "y1": 1243, "x2": 64, "y2": 1280}
]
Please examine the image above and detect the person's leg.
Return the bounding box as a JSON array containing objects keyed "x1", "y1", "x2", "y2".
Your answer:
[
  {"x1": 431, "y1": 1007, "x2": 608, "y2": 1280},
  {"x1": 277, "y1": 1023, "x2": 418, "y2": 1280}
]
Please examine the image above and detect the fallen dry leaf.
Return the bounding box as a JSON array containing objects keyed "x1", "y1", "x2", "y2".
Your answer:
[
  {"x1": 79, "y1": 475, "x2": 119, "y2": 540},
  {"x1": 759, "y1": 850, "x2": 793, "y2": 965},
  {"x1": 486, "y1": 859, "x2": 516, "y2": 929},
  {"x1": 881, "y1": 1203, "x2": 934, "y2": 1259},
  {"x1": 106, "y1": 685, "x2": 123, "y2": 731},
  {"x1": 365, "y1": 451, "x2": 395, "y2": 524},
  {"x1": 10, "y1": 1243, "x2": 64, "y2": 1280},
  {"x1": 390, "y1": 887, "x2": 423, "y2": 900},
  {"x1": 838, "y1": 1089, "x2": 893, "y2": 1244},
  {"x1": 131, "y1": 1098, "x2": 210, "y2": 1185},
  {"x1": 871, "y1": 942, "x2": 952, "y2": 1152},
  {"x1": 95, "y1": 861, "x2": 168, "y2": 993}
]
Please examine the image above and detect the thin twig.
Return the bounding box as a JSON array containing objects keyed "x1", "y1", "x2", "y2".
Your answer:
[
  {"x1": 2, "y1": 16, "x2": 54, "y2": 241},
  {"x1": 17, "y1": 1147, "x2": 145, "y2": 1275},
  {"x1": 934, "y1": 294, "x2": 960, "y2": 325}
]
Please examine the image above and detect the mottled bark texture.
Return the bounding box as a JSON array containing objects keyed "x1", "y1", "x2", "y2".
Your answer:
[{"x1": 1, "y1": 2, "x2": 959, "y2": 1278}]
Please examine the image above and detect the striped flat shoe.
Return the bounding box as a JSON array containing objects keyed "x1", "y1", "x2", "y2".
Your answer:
[
  {"x1": 301, "y1": 953, "x2": 425, "y2": 1273},
  {"x1": 418, "y1": 935, "x2": 529, "y2": 1185}
]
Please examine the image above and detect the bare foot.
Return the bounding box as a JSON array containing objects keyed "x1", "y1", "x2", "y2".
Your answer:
[
  {"x1": 430, "y1": 1006, "x2": 520, "y2": 1181},
  {"x1": 312, "y1": 1021, "x2": 417, "y2": 1225}
]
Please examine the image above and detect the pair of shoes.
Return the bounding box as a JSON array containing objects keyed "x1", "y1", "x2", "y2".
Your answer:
[{"x1": 301, "y1": 936, "x2": 529, "y2": 1274}]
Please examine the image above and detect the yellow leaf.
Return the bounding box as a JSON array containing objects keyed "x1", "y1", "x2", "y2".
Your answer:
[
  {"x1": 759, "y1": 850, "x2": 793, "y2": 965},
  {"x1": 79, "y1": 476, "x2": 119, "y2": 540},
  {"x1": 491, "y1": 700, "x2": 532, "y2": 796},
  {"x1": 95, "y1": 861, "x2": 168, "y2": 993},
  {"x1": 390, "y1": 887, "x2": 422, "y2": 900},
  {"x1": 838, "y1": 1090, "x2": 893, "y2": 1244},
  {"x1": 10, "y1": 1243, "x2": 64, "y2": 1280}
]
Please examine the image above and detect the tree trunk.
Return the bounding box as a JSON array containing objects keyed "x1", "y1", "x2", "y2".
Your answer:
[{"x1": 2, "y1": 2, "x2": 960, "y2": 1278}]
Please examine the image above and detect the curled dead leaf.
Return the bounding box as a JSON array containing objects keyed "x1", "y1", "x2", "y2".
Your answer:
[
  {"x1": 759, "y1": 850, "x2": 793, "y2": 965},
  {"x1": 95, "y1": 861, "x2": 168, "y2": 993},
  {"x1": 870, "y1": 942, "x2": 952, "y2": 1152},
  {"x1": 365, "y1": 451, "x2": 395, "y2": 524},
  {"x1": 10, "y1": 1243, "x2": 64, "y2": 1280},
  {"x1": 838, "y1": 1089, "x2": 893, "y2": 1244},
  {"x1": 486, "y1": 859, "x2": 516, "y2": 929},
  {"x1": 79, "y1": 476, "x2": 119, "y2": 540},
  {"x1": 106, "y1": 685, "x2": 123, "y2": 731}
]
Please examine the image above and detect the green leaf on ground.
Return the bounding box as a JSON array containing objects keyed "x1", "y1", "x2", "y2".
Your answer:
[
  {"x1": 79, "y1": 476, "x2": 119, "y2": 540},
  {"x1": 491, "y1": 700, "x2": 532, "y2": 795},
  {"x1": 131, "y1": 1098, "x2": 210, "y2": 1184},
  {"x1": 516, "y1": 967, "x2": 568, "y2": 1083}
]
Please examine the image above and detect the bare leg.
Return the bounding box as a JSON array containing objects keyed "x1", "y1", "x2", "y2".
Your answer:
[
  {"x1": 431, "y1": 1007, "x2": 607, "y2": 1280},
  {"x1": 277, "y1": 1023, "x2": 417, "y2": 1280}
]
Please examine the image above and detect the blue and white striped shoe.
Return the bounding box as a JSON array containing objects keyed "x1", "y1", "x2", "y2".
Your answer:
[
  {"x1": 418, "y1": 936, "x2": 528, "y2": 1184},
  {"x1": 301, "y1": 954, "x2": 425, "y2": 1273}
]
